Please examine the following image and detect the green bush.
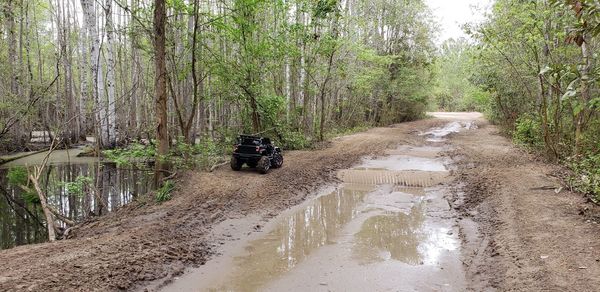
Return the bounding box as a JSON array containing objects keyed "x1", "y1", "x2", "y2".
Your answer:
[
  {"x1": 61, "y1": 175, "x2": 93, "y2": 197},
  {"x1": 6, "y1": 166, "x2": 28, "y2": 186},
  {"x1": 155, "y1": 180, "x2": 174, "y2": 202},
  {"x1": 568, "y1": 153, "x2": 600, "y2": 202},
  {"x1": 457, "y1": 88, "x2": 490, "y2": 112},
  {"x1": 280, "y1": 130, "x2": 310, "y2": 150},
  {"x1": 513, "y1": 114, "x2": 544, "y2": 149},
  {"x1": 6, "y1": 166, "x2": 40, "y2": 204},
  {"x1": 103, "y1": 142, "x2": 156, "y2": 167}
]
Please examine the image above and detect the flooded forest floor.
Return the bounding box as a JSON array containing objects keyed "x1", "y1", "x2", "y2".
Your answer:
[{"x1": 1, "y1": 113, "x2": 600, "y2": 291}]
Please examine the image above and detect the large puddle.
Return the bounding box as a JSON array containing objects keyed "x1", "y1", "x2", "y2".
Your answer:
[
  {"x1": 0, "y1": 148, "x2": 154, "y2": 249},
  {"x1": 163, "y1": 123, "x2": 470, "y2": 291}
]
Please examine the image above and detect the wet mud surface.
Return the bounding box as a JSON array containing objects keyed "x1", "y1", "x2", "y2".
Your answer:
[
  {"x1": 3, "y1": 112, "x2": 600, "y2": 291},
  {"x1": 0, "y1": 119, "x2": 446, "y2": 291},
  {"x1": 161, "y1": 125, "x2": 472, "y2": 291}
]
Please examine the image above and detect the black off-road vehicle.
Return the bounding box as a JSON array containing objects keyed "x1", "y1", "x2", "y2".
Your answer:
[{"x1": 230, "y1": 135, "x2": 283, "y2": 174}]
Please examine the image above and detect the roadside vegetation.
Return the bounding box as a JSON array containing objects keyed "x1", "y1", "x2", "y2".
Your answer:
[{"x1": 435, "y1": 0, "x2": 600, "y2": 201}]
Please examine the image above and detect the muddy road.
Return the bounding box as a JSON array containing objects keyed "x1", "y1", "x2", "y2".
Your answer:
[{"x1": 1, "y1": 112, "x2": 600, "y2": 291}]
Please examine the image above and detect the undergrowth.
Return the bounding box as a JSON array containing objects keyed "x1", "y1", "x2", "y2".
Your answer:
[
  {"x1": 155, "y1": 180, "x2": 174, "y2": 202},
  {"x1": 567, "y1": 153, "x2": 600, "y2": 203},
  {"x1": 510, "y1": 113, "x2": 600, "y2": 202}
]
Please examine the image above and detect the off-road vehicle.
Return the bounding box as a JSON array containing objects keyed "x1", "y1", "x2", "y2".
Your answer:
[{"x1": 230, "y1": 135, "x2": 283, "y2": 174}]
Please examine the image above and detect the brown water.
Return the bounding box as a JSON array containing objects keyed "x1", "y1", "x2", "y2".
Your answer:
[
  {"x1": 0, "y1": 149, "x2": 154, "y2": 250},
  {"x1": 162, "y1": 141, "x2": 466, "y2": 292}
]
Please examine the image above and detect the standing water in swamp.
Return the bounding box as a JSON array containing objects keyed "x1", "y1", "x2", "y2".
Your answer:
[{"x1": 0, "y1": 149, "x2": 154, "y2": 249}]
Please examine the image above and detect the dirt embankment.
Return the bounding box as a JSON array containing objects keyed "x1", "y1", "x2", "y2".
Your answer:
[
  {"x1": 450, "y1": 120, "x2": 600, "y2": 291},
  {"x1": 0, "y1": 119, "x2": 444, "y2": 291}
]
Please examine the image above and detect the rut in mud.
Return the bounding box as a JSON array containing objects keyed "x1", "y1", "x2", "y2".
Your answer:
[
  {"x1": 3, "y1": 112, "x2": 599, "y2": 292},
  {"x1": 0, "y1": 118, "x2": 447, "y2": 291},
  {"x1": 159, "y1": 121, "x2": 476, "y2": 291}
]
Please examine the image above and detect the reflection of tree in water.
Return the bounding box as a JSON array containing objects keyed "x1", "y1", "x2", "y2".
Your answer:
[
  {"x1": 0, "y1": 169, "x2": 47, "y2": 249},
  {"x1": 223, "y1": 187, "x2": 370, "y2": 291},
  {"x1": 353, "y1": 203, "x2": 426, "y2": 265},
  {"x1": 0, "y1": 162, "x2": 153, "y2": 249}
]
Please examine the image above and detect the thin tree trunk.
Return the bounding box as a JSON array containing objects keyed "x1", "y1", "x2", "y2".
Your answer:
[
  {"x1": 104, "y1": 0, "x2": 117, "y2": 148},
  {"x1": 29, "y1": 171, "x2": 56, "y2": 242},
  {"x1": 80, "y1": 0, "x2": 103, "y2": 147},
  {"x1": 154, "y1": 0, "x2": 169, "y2": 186}
]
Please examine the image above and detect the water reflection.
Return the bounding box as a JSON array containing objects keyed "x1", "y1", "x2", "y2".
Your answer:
[
  {"x1": 0, "y1": 162, "x2": 153, "y2": 250},
  {"x1": 212, "y1": 184, "x2": 373, "y2": 291},
  {"x1": 353, "y1": 204, "x2": 426, "y2": 265}
]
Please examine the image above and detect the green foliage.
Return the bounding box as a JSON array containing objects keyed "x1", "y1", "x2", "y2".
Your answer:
[
  {"x1": 513, "y1": 114, "x2": 544, "y2": 149},
  {"x1": 567, "y1": 153, "x2": 600, "y2": 202},
  {"x1": 6, "y1": 166, "x2": 39, "y2": 204},
  {"x1": 6, "y1": 166, "x2": 28, "y2": 187},
  {"x1": 60, "y1": 176, "x2": 93, "y2": 197},
  {"x1": 313, "y1": 0, "x2": 339, "y2": 18},
  {"x1": 433, "y1": 38, "x2": 491, "y2": 112},
  {"x1": 155, "y1": 180, "x2": 174, "y2": 202},
  {"x1": 258, "y1": 94, "x2": 286, "y2": 129},
  {"x1": 103, "y1": 142, "x2": 156, "y2": 167},
  {"x1": 279, "y1": 130, "x2": 310, "y2": 150}
]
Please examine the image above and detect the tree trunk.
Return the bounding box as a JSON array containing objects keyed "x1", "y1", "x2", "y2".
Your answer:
[
  {"x1": 130, "y1": 0, "x2": 139, "y2": 137},
  {"x1": 80, "y1": 0, "x2": 104, "y2": 148},
  {"x1": 104, "y1": 0, "x2": 117, "y2": 148},
  {"x1": 154, "y1": 0, "x2": 169, "y2": 186},
  {"x1": 29, "y1": 169, "x2": 56, "y2": 242},
  {"x1": 78, "y1": 0, "x2": 89, "y2": 139}
]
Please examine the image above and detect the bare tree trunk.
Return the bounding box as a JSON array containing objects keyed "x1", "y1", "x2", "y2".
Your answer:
[
  {"x1": 30, "y1": 170, "x2": 56, "y2": 242},
  {"x1": 154, "y1": 0, "x2": 169, "y2": 186},
  {"x1": 130, "y1": 0, "x2": 139, "y2": 137},
  {"x1": 81, "y1": 0, "x2": 104, "y2": 147},
  {"x1": 104, "y1": 0, "x2": 117, "y2": 148},
  {"x1": 76, "y1": 0, "x2": 89, "y2": 139},
  {"x1": 575, "y1": 35, "x2": 590, "y2": 155}
]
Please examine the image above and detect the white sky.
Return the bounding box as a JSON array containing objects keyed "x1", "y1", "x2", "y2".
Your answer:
[{"x1": 425, "y1": 0, "x2": 494, "y2": 45}]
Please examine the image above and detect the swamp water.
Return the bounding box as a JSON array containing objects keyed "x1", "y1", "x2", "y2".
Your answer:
[
  {"x1": 163, "y1": 122, "x2": 473, "y2": 292},
  {"x1": 0, "y1": 148, "x2": 154, "y2": 249}
]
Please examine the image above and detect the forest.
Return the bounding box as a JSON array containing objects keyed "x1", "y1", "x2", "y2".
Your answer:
[
  {"x1": 0, "y1": 0, "x2": 598, "y2": 249},
  {"x1": 0, "y1": 0, "x2": 436, "y2": 247},
  {"x1": 0, "y1": 0, "x2": 435, "y2": 152}
]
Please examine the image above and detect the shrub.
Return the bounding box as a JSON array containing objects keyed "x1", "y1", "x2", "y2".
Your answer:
[
  {"x1": 513, "y1": 114, "x2": 543, "y2": 149},
  {"x1": 155, "y1": 180, "x2": 174, "y2": 202},
  {"x1": 280, "y1": 130, "x2": 310, "y2": 150},
  {"x1": 568, "y1": 153, "x2": 600, "y2": 202}
]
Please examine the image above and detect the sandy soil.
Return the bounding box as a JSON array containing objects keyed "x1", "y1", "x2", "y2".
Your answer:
[{"x1": 1, "y1": 114, "x2": 599, "y2": 291}]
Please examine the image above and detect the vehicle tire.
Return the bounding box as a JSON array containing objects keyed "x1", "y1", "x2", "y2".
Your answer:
[
  {"x1": 257, "y1": 156, "x2": 271, "y2": 174},
  {"x1": 271, "y1": 153, "x2": 283, "y2": 168},
  {"x1": 230, "y1": 156, "x2": 242, "y2": 171}
]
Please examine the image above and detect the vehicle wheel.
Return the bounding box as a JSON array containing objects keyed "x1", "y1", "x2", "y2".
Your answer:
[
  {"x1": 257, "y1": 156, "x2": 271, "y2": 174},
  {"x1": 271, "y1": 153, "x2": 283, "y2": 168},
  {"x1": 230, "y1": 156, "x2": 242, "y2": 171}
]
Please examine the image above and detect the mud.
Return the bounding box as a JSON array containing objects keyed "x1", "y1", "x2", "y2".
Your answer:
[
  {"x1": 161, "y1": 139, "x2": 466, "y2": 291},
  {"x1": 445, "y1": 116, "x2": 600, "y2": 291},
  {"x1": 2, "y1": 112, "x2": 599, "y2": 291},
  {"x1": 0, "y1": 119, "x2": 446, "y2": 291}
]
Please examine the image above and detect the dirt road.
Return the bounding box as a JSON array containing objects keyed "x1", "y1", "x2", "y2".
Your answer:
[
  {"x1": 1, "y1": 112, "x2": 599, "y2": 291},
  {"x1": 448, "y1": 116, "x2": 600, "y2": 291}
]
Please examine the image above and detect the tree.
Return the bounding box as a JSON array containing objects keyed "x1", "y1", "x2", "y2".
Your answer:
[{"x1": 154, "y1": 0, "x2": 169, "y2": 186}]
